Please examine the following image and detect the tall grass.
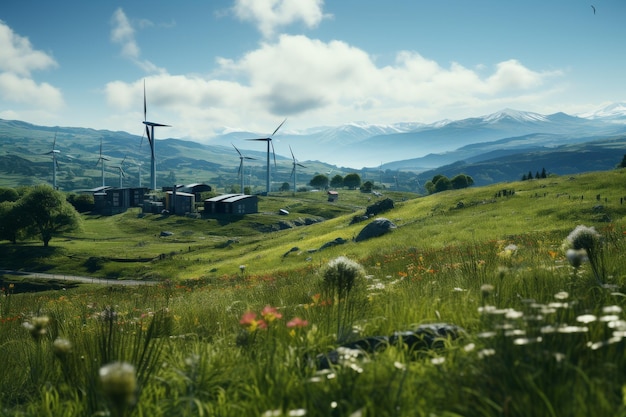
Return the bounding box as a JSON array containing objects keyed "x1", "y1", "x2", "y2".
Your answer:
[{"x1": 1, "y1": 171, "x2": 626, "y2": 415}]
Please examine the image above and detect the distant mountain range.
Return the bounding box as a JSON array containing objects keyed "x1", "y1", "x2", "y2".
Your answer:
[{"x1": 0, "y1": 103, "x2": 625, "y2": 191}]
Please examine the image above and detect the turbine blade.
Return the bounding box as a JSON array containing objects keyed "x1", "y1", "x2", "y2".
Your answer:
[
  {"x1": 52, "y1": 133, "x2": 57, "y2": 150},
  {"x1": 289, "y1": 145, "x2": 295, "y2": 161},
  {"x1": 145, "y1": 126, "x2": 152, "y2": 145},
  {"x1": 238, "y1": 160, "x2": 243, "y2": 176},
  {"x1": 232, "y1": 143, "x2": 242, "y2": 157},
  {"x1": 272, "y1": 118, "x2": 287, "y2": 137},
  {"x1": 290, "y1": 166, "x2": 295, "y2": 178}
]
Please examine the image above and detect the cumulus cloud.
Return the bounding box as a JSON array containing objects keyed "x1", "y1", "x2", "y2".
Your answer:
[
  {"x1": 110, "y1": 8, "x2": 164, "y2": 74},
  {"x1": 0, "y1": 20, "x2": 63, "y2": 112},
  {"x1": 232, "y1": 0, "x2": 329, "y2": 38},
  {"x1": 105, "y1": 34, "x2": 561, "y2": 138}
]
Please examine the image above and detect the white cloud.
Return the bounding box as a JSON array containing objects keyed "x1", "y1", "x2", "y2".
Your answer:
[
  {"x1": 0, "y1": 20, "x2": 58, "y2": 76},
  {"x1": 233, "y1": 0, "x2": 329, "y2": 38},
  {"x1": 104, "y1": 34, "x2": 562, "y2": 139},
  {"x1": 110, "y1": 8, "x2": 165, "y2": 74},
  {"x1": 0, "y1": 20, "x2": 63, "y2": 115}
]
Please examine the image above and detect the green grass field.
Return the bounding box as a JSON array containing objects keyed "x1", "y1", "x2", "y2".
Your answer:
[{"x1": 1, "y1": 170, "x2": 626, "y2": 416}]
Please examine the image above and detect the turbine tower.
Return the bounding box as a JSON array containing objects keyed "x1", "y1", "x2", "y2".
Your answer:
[
  {"x1": 116, "y1": 157, "x2": 127, "y2": 188},
  {"x1": 289, "y1": 145, "x2": 305, "y2": 195},
  {"x1": 45, "y1": 133, "x2": 60, "y2": 189},
  {"x1": 95, "y1": 139, "x2": 110, "y2": 188},
  {"x1": 233, "y1": 143, "x2": 256, "y2": 194},
  {"x1": 246, "y1": 119, "x2": 286, "y2": 195},
  {"x1": 142, "y1": 80, "x2": 170, "y2": 191}
]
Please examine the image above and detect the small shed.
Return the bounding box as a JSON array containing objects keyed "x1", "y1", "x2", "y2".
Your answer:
[
  {"x1": 327, "y1": 190, "x2": 339, "y2": 202},
  {"x1": 92, "y1": 187, "x2": 147, "y2": 215},
  {"x1": 204, "y1": 193, "x2": 258, "y2": 215},
  {"x1": 165, "y1": 190, "x2": 195, "y2": 214}
]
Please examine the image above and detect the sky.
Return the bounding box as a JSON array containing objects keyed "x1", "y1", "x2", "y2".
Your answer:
[{"x1": 1, "y1": 0, "x2": 625, "y2": 147}]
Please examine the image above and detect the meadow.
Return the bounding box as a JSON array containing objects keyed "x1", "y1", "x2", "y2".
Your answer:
[{"x1": 1, "y1": 170, "x2": 626, "y2": 416}]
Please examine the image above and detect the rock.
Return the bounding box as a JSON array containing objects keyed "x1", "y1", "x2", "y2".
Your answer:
[
  {"x1": 315, "y1": 323, "x2": 463, "y2": 369},
  {"x1": 160, "y1": 231, "x2": 174, "y2": 237},
  {"x1": 365, "y1": 198, "x2": 394, "y2": 217},
  {"x1": 354, "y1": 217, "x2": 396, "y2": 242},
  {"x1": 319, "y1": 237, "x2": 348, "y2": 251},
  {"x1": 279, "y1": 208, "x2": 289, "y2": 215},
  {"x1": 282, "y1": 247, "x2": 300, "y2": 257}
]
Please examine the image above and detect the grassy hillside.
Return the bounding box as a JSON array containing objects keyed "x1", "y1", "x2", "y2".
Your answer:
[{"x1": 2, "y1": 169, "x2": 625, "y2": 282}]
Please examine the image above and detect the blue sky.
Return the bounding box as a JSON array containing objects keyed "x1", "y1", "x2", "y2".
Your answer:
[{"x1": 1, "y1": 0, "x2": 624, "y2": 143}]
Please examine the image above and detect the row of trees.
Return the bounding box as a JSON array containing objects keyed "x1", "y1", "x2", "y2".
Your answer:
[
  {"x1": 0, "y1": 185, "x2": 82, "y2": 246},
  {"x1": 521, "y1": 168, "x2": 548, "y2": 181},
  {"x1": 309, "y1": 173, "x2": 362, "y2": 190},
  {"x1": 424, "y1": 174, "x2": 474, "y2": 194}
]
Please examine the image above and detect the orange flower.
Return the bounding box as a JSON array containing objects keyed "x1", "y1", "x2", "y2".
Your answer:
[
  {"x1": 261, "y1": 305, "x2": 283, "y2": 322},
  {"x1": 286, "y1": 317, "x2": 309, "y2": 328}
]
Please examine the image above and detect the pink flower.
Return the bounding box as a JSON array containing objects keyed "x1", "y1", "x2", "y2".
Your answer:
[
  {"x1": 240, "y1": 311, "x2": 267, "y2": 331},
  {"x1": 261, "y1": 305, "x2": 283, "y2": 322},
  {"x1": 286, "y1": 317, "x2": 309, "y2": 328}
]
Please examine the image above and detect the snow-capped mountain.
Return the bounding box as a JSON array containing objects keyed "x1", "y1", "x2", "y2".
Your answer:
[
  {"x1": 215, "y1": 104, "x2": 626, "y2": 169},
  {"x1": 578, "y1": 102, "x2": 626, "y2": 122}
]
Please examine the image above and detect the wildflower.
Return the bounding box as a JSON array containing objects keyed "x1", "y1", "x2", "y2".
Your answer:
[
  {"x1": 239, "y1": 311, "x2": 267, "y2": 331},
  {"x1": 99, "y1": 361, "x2": 137, "y2": 410},
  {"x1": 480, "y1": 284, "x2": 494, "y2": 298},
  {"x1": 52, "y1": 338, "x2": 72, "y2": 357},
  {"x1": 286, "y1": 317, "x2": 309, "y2": 328},
  {"x1": 565, "y1": 225, "x2": 601, "y2": 251},
  {"x1": 261, "y1": 305, "x2": 283, "y2": 323},
  {"x1": 565, "y1": 249, "x2": 586, "y2": 268},
  {"x1": 22, "y1": 316, "x2": 50, "y2": 341}
]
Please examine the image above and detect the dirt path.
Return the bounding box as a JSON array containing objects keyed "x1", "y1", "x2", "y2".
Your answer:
[{"x1": 0, "y1": 269, "x2": 155, "y2": 286}]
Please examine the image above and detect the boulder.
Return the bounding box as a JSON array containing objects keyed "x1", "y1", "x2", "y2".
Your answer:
[
  {"x1": 354, "y1": 217, "x2": 396, "y2": 242},
  {"x1": 315, "y1": 323, "x2": 463, "y2": 369},
  {"x1": 365, "y1": 198, "x2": 394, "y2": 217},
  {"x1": 319, "y1": 237, "x2": 348, "y2": 251}
]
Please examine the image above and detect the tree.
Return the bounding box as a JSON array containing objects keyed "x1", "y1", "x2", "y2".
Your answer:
[
  {"x1": 540, "y1": 168, "x2": 547, "y2": 178},
  {"x1": 0, "y1": 187, "x2": 19, "y2": 203},
  {"x1": 309, "y1": 174, "x2": 329, "y2": 189},
  {"x1": 0, "y1": 201, "x2": 24, "y2": 244},
  {"x1": 424, "y1": 181, "x2": 435, "y2": 195},
  {"x1": 279, "y1": 182, "x2": 290, "y2": 192},
  {"x1": 66, "y1": 193, "x2": 94, "y2": 213},
  {"x1": 619, "y1": 154, "x2": 626, "y2": 168},
  {"x1": 16, "y1": 185, "x2": 82, "y2": 247},
  {"x1": 343, "y1": 173, "x2": 361, "y2": 190},
  {"x1": 360, "y1": 180, "x2": 374, "y2": 193},
  {"x1": 434, "y1": 176, "x2": 452, "y2": 193},
  {"x1": 451, "y1": 174, "x2": 474, "y2": 189},
  {"x1": 330, "y1": 174, "x2": 344, "y2": 189}
]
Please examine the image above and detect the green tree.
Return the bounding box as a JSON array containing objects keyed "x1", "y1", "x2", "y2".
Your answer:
[
  {"x1": 424, "y1": 180, "x2": 435, "y2": 194},
  {"x1": 0, "y1": 201, "x2": 24, "y2": 244},
  {"x1": 280, "y1": 182, "x2": 290, "y2": 192},
  {"x1": 330, "y1": 174, "x2": 344, "y2": 189},
  {"x1": 0, "y1": 187, "x2": 19, "y2": 203},
  {"x1": 66, "y1": 193, "x2": 95, "y2": 213},
  {"x1": 451, "y1": 174, "x2": 474, "y2": 189},
  {"x1": 343, "y1": 173, "x2": 361, "y2": 190},
  {"x1": 434, "y1": 176, "x2": 452, "y2": 193},
  {"x1": 619, "y1": 154, "x2": 626, "y2": 168},
  {"x1": 360, "y1": 180, "x2": 374, "y2": 193},
  {"x1": 309, "y1": 174, "x2": 329, "y2": 189},
  {"x1": 16, "y1": 185, "x2": 82, "y2": 247}
]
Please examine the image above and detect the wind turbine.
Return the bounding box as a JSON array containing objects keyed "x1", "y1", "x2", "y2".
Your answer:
[
  {"x1": 45, "y1": 133, "x2": 60, "y2": 189},
  {"x1": 142, "y1": 80, "x2": 170, "y2": 191},
  {"x1": 115, "y1": 157, "x2": 127, "y2": 188},
  {"x1": 232, "y1": 143, "x2": 256, "y2": 194},
  {"x1": 246, "y1": 119, "x2": 286, "y2": 195},
  {"x1": 289, "y1": 145, "x2": 306, "y2": 195},
  {"x1": 95, "y1": 139, "x2": 110, "y2": 188}
]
